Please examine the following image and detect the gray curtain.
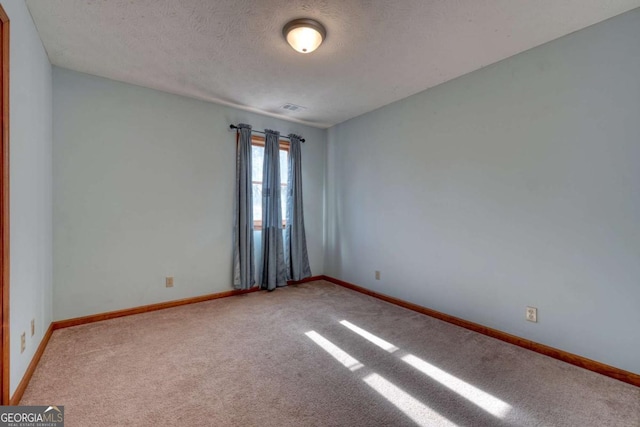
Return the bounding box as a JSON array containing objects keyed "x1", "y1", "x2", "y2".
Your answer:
[
  {"x1": 260, "y1": 129, "x2": 287, "y2": 290},
  {"x1": 232, "y1": 124, "x2": 255, "y2": 290},
  {"x1": 285, "y1": 134, "x2": 312, "y2": 280}
]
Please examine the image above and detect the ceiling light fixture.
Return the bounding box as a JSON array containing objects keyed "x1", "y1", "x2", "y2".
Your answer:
[{"x1": 283, "y1": 18, "x2": 326, "y2": 54}]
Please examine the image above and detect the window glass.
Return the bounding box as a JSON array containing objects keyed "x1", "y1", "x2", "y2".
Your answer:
[
  {"x1": 251, "y1": 140, "x2": 288, "y2": 228},
  {"x1": 280, "y1": 149, "x2": 288, "y2": 218}
]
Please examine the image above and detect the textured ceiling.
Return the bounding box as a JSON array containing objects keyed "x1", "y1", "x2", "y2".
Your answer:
[{"x1": 26, "y1": 0, "x2": 640, "y2": 128}]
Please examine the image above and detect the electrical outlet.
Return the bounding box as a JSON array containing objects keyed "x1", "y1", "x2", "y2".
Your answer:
[
  {"x1": 31, "y1": 319, "x2": 35, "y2": 336},
  {"x1": 526, "y1": 306, "x2": 538, "y2": 323},
  {"x1": 20, "y1": 333, "x2": 26, "y2": 353},
  {"x1": 166, "y1": 276, "x2": 174, "y2": 288},
  {"x1": 375, "y1": 271, "x2": 381, "y2": 280}
]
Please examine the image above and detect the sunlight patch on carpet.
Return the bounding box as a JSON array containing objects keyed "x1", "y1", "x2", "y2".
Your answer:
[
  {"x1": 363, "y1": 373, "x2": 458, "y2": 427},
  {"x1": 305, "y1": 331, "x2": 364, "y2": 371},
  {"x1": 306, "y1": 329, "x2": 457, "y2": 426},
  {"x1": 402, "y1": 354, "x2": 511, "y2": 418},
  {"x1": 338, "y1": 319, "x2": 512, "y2": 419},
  {"x1": 339, "y1": 320, "x2": 399, "y2": 352}
]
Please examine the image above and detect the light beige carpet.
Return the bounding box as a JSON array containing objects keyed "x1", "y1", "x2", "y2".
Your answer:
[{"x1": 21, "y1": 280, "x2": 639, "y2": 426}]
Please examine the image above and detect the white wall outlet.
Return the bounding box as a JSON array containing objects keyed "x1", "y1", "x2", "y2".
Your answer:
[
  {"x1": 375, "y1": 271, "x2": 381, "y2": 280},
  {"x1": 20, "y1": 332, "x2": 26, "y2": 353},
  {"x1": 166, "y1": 276, "x2": 174, "y2": 288},
  {"x1": 526, "y1": 306, "x2": 538, "y2": 323},
  {"x1": 31, "y1": 318, "x2": 35, "y2": 336}
]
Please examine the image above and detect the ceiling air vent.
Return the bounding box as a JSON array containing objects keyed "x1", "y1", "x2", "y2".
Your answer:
[{"x1": 280, "y1": 103, "x2": 307, "y2": 113}]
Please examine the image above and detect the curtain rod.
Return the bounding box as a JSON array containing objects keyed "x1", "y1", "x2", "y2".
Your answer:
[{"x1": 229, "y1": 124, "x2": 305, "y2": 143}]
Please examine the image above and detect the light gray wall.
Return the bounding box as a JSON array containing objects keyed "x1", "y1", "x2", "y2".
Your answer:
[
  {"x1": 3, "y1": 0, "x2": 54, "y2": 395},
  {"x1": 325, "y1": 9, "x2": 640, "y2": 374},
  {"x1": 53, "y1": 67, "x2": 326, "y2": 321}
]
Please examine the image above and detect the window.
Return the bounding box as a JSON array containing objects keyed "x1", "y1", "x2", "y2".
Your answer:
[{"x1": 251, "y1": 136, "x2": 288, "y2": 229}]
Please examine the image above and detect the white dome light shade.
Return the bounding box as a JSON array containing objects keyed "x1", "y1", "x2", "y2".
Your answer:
[
  {"x1": 283, "y1": 19, "x2": 326, "y2": 54},
  {"x1": 286, "y1": 27, "x2": 323, "y2": 53}
]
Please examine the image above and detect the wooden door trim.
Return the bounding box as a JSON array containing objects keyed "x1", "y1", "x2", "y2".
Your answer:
[{"x1": 0, "y1": 4, "x2": 10, "y2": 405}]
